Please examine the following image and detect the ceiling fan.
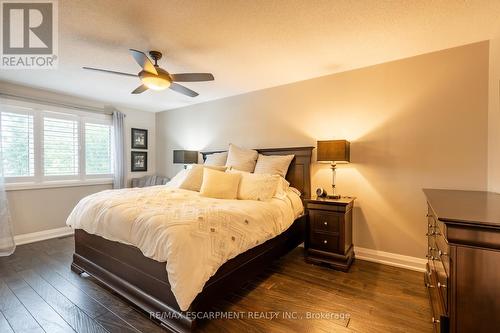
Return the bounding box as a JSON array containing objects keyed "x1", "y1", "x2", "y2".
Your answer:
[{"x1": 83, "y1": 49, "x2": 214, "y2": 97}]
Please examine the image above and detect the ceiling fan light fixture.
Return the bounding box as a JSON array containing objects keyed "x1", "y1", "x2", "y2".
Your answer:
[{"x1": 141, "y1": 75, "x2": 171, "y2": 90}]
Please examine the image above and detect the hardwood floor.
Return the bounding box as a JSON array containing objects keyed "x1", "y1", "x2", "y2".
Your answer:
[{"x1": 0, "y1": 236, "x2": 432, "y2": 332}]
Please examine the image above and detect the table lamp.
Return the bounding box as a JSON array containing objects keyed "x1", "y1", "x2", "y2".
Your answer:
[{"x1": 317, "y1": 140, "x2": 350, "y2": 199}]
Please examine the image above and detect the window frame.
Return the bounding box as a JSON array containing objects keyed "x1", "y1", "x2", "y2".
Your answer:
[{"x1": 1, "y1": 98, "x2": 114, "y2": 190}]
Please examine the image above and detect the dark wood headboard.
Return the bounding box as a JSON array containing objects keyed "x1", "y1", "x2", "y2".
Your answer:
[{"x1": 201, "y1": 146, "x2": 313, "y2": 199}]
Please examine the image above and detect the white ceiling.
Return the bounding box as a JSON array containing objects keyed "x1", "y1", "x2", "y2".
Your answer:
[{"x1": 1, "y1": 0, "x2": 500, "y2": 112}]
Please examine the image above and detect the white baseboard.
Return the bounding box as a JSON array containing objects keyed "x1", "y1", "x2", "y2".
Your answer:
[
  {"x1": 355, "y1": 246, "x2": 426, "y2": 272},
  {"x1": 14, "y1": 226, "x2": 74, "y2": 246},
  {"x1": 300, "y1": 243, "x2": 426, "y2": 272}
]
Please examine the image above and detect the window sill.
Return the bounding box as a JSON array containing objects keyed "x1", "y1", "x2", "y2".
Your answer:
[{"x1": 5, "y1": 179, "x2": 113, "y2": 191}]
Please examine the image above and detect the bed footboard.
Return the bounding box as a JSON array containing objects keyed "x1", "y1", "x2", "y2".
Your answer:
[{"x1": 72, "y1": 215, "x2": 306, "y2": 332}]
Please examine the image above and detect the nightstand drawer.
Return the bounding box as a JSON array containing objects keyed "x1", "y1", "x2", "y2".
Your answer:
[
  {"x1": 309, "y1": 210, "x2": 340, "y2": 233},
  {"x1": 309, "y1": 231, "x2": 339, "y2": 253}
]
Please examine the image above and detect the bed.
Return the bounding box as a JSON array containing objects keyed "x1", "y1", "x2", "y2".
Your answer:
[{"x1": 69, "y1": 146, "x2": 313, "y2": 332}]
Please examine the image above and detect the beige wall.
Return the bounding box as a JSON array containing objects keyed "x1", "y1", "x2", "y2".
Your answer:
[
  {"x1": 8, "y1": 185, "x2": 111, "y2": 235},
  {"x1": 488, "y1": 35, "x2": 500, "y2": 192},
  {"x1": 156, "y1": 41, "x2": 489, "y2": 258},
  {"x1": 1, "y1": 82, "x2": 156, "y2": 235}
]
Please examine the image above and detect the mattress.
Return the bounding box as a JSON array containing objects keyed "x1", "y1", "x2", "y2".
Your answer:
[{"x1": 66, "y1": 185, "x2": 303, "y2": 311}]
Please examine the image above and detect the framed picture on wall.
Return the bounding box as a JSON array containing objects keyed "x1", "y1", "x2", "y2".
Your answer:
[
  {"x1": 131, "y1": 128, "x2": 148, "y2": 149},
  {"x1": 131, "y1": 151, "x2": 148, "y2": 172}
]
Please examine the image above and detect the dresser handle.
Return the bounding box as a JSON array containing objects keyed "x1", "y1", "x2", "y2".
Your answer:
[
  {"x1": 323, "y1": 240, "x2": 328, "y2": 244},
  {"x1": 438, "y1": 250, "x2": 448, "y2": 257},
  {"x1": 323, "y1": 222, "x2": 328, "y2": 226},
  {"x1": 431, "y1": 317, "x2": 440, "y2": 324},
  {"x1": 426, "y1": 254, "x2": 437, "y2": 260},
  {"x1": 428, "y1": 246, "x2": 436, "y2": 251},
  {"x1": 437, "y1": 282, "x2": 447, "y2": 289},
  {"x1": 426, "y1": 214, "x2": 432, "y2": 218},
  {"x1": 426, "y1": 283, "x2": 435, "y2": 288}
]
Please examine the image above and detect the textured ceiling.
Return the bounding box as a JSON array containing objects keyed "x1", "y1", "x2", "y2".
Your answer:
[{"x1": 1, "y1": 0, "x2": 499, "y2": 112}]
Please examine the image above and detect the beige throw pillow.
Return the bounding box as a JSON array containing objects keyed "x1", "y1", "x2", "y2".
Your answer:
[
  {"x1": 254, "y1": 154, "x2": 294, "y2": 178},
  {"x1": 200, "y1": 168, "x2": 241, "y2": 199},
  {"x1": 204, "y1": 151, "x2": 228, "y2": 166},
  {"x1": 179, "y1": 165, "x2": 226, "y2": 192},
  {"x1": 228, "y1": 170, "x2": 281, "y2": 201},
  {"x1": 225, "y1": 144, "x2": 258, "y2": 172}
]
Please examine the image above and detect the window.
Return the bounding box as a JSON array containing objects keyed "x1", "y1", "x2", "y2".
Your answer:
[
  {"x1": 44, "y1": 115, "x2": 79, "y2": 176},
  {"x1": 0, "y1": 109, "x2": 34, "y2": 178},
  {"x1": 85, "y1": 122, "x2": 112, "y2": 175},
  {"x1": 0, "y1": 98, "x2": 113, "y2": 187}
]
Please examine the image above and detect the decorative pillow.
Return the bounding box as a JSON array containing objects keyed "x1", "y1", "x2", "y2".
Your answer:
[
  {"x1": 225, "y1": 144, "x2": 258, "y2": 172},
  {"x1": 231, "y1": 171, "x2": 281, "y2": 201},
  {"x1": 179, "y1": 165, "x2": 226, "y2": 192},
  {"x1": 200, "y1": 168, "x2": 241, "y2": 199},
  {"x1": 204, "y1": 151, "x2": 228, "y2": 166},
  {"x1": 165, "y1": 168, "x2": 189, "y2": 188},
  {"x1": 254, "y1": 154, "x2": 294, "y2": 178}
]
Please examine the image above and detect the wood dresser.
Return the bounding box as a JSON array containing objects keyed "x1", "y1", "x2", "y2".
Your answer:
[{"x1": 423, "y1": 189, "x2": 500, "y2": 333}]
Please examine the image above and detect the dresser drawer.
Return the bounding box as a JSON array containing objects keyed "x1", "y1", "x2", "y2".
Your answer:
[
  {"x1": 425, "y1": 266, "x2": 449, "y2": 333},
  {"x1": 434, "y1": 231, "x2": 450, "y2": 276},
  {"x1": 309, "y1": 209, "x2": 341, "y2": 233},
  {"x1": 309, "y1": 231, "x2": 339, "y2": 253},
  {"x1": 434, "y1": 258, "x2": 448, "y2": 311}
]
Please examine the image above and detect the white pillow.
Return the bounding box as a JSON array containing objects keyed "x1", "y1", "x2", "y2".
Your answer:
[
  {"x1": 204, "y1": 151, "x2": 228, "y2": 166},
  {"x1": 230, "y1": 171, "x2": 281, "y2": 201},
  {"x1": 165, "y1": 169, "x2": 189, "y2": 188},
  {"x1": 179, "y1": 164, "x2": 226, "y2": 192},
  {"x1": 254, "y1": 154, "x2": 294, "y2": 178},
  {"x1": 225, "y1": 144, "x2": 258, "y2": 172},
  {"x1": 200, "y1": 168, "x2": 241, "y2": 199}
]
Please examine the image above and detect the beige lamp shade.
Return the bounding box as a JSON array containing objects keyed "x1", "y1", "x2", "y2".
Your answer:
[{"x1": 317, "y1": 140, "x2": 350, "y2": 163}]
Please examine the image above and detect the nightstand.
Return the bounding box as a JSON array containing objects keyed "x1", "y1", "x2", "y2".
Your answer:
[{"x1": 305, "y1": 196, "x2": 356, "y2": 272}]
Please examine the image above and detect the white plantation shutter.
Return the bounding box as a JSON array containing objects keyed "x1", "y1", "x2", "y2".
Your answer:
[
  {"x1": 85, "y1": 122, "x2": 112, "y2": 175},
  {"x1": 1, "y1": 98, "x2": 114, "y2": 185},
  {"x1": 43, "y1": 115, "x2": 79, "y2": 176},
  {"x1": 0, "y1": 110, "x2": 35, "y2": 178}
]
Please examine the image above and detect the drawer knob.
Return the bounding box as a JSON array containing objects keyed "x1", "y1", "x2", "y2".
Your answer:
[
  {"x1": 431, "y1": 317, "x2": 440, "y2": 324},
  {"x1": 426, "y1": 283, "x2": 435, "y2": 288},
  {"x1": 437, "y1": 282, "x2": 447, "y2": 289},
  {"x1": 426, "y1": 254, "x2": 437, "y2": 260},
  {"x1": 438, "y1": 250, "x2": 448, "y2": 257},
  {"x1": 426, "y1": 214, "x2": 432, "y2": 218},
  {"x1": 323, "y1": 240, "x2": 328, "y2": 244},
  {"x1": 323, "y1": 221, "x2": 328, "y2": 226}
]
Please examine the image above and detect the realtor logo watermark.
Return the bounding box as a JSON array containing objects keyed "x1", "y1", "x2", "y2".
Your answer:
[{"x1": 1, "y1": 0, "x2": 58, "y2": 68}]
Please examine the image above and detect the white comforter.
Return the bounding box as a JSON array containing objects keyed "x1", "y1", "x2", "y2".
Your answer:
[{"x1": 66, "y1": 186, "x2": 303, "y2": 311}]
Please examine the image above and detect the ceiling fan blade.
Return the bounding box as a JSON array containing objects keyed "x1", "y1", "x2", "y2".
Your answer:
[
  {"x1": 131, "y1": 84, "x2": 148, "y2": 94},
  {"x1": 170, "y1": 73, "x2": 214, "y2": 82},
  {"x1": 169, "y1": 83, "x2": 199, "y2": 97},
  {"x1": 82, "y1": 67, "x2": 137, "y2": 77},
  {"x1": 129, "y1": 49, "x2": 158, "y2": 75}
]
